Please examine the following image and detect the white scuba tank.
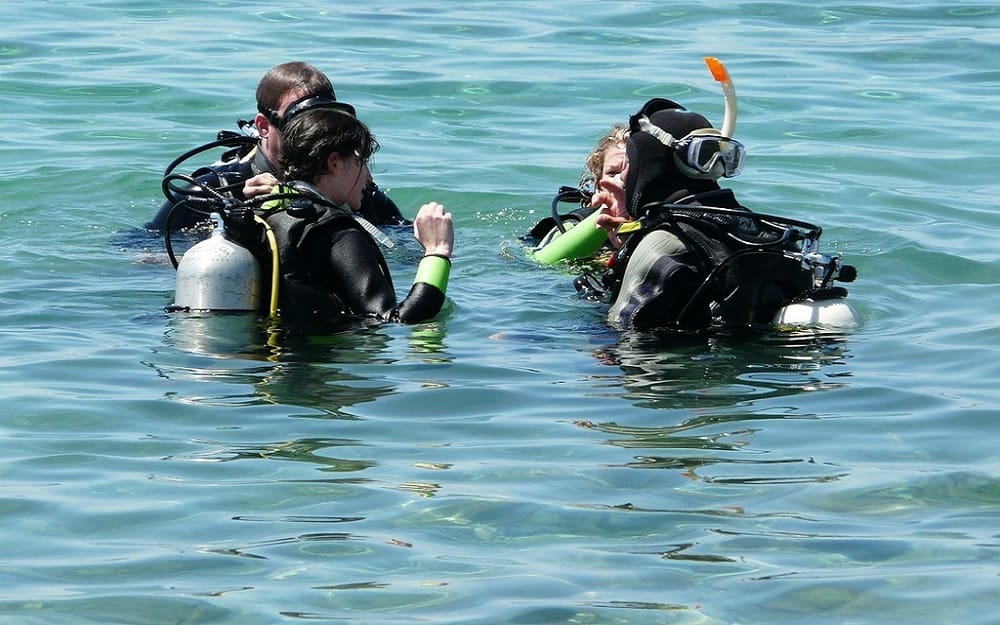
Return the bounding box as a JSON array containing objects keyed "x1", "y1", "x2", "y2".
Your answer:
[
  {"x1": 173, "y1": 213, "x2": 262, "y2": 312},
  {"x1": 773, "y1": 297, "x2": 859, "y2": 329}
]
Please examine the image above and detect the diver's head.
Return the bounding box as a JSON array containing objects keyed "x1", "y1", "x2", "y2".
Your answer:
[
  {"x1": 624, "y1": 98, "x2": 745, "y2": 217},
  {"x1": 256, "y1": 61, "x2": 337, "y2": 122},
  {"x1": 254, "y1": 62, "x2": 357, "y2": 163},
  {"x1": 280, "y1": 107, "x2": 378, "y2": 211},
  {"x1": 581, "y1": 123, "x2": 630, "y2": 195}
]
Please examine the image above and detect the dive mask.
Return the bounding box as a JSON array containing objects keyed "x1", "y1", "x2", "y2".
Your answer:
[
  {"x1": 263, "y1": 95, "x2": 357, "y2": 131},
  {"x1": 674, "y1": 129, "x2": 745, "y2": 178},
  {"x1": 636, "y1": 117, "x2": 745, "y2": 179}
]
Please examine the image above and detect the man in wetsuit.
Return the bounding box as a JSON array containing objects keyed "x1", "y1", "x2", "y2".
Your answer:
[
  {"x1": 260, "y1": 106, "x2": 453, "y2": 327},
  {"x1": 147, "y1": 61, "x2": 409, "y2": 231}
]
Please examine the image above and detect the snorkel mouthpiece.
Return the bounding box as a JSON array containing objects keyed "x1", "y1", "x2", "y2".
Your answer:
[{"x1": 704, "y1": 56, "x2": 737, "y2": 138}]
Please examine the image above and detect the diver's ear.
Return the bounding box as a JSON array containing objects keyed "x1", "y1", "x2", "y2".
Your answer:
[
  {"x1": 325, "y1": 152, "x2": 341, "y2": 177},
  {"x1": 255, "y1": 112, "x2": 271, "y2": 139}
]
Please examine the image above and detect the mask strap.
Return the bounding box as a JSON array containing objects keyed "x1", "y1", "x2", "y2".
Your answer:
[{"x1": 637, "y1": 116, "x2": 677, "y2": 148}]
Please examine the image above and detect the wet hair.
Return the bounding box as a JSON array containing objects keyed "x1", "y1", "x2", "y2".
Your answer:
[
  {"x1": 580, "y1": 123, "x2": 630, "y2": 189},
  {"x1": 279, "y1": 108, "x2": 380, "y2": 183},
  {"x1": 256, "y1": 61, "x2": 336, "y2": 117}
]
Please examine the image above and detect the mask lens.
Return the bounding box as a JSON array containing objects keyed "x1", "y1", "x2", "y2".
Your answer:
[{"x1": 684, "y1": 135, "x2": 745, "y2": 177}]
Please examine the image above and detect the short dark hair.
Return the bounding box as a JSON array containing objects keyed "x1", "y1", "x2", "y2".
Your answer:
[
  {"x1": 256, "y1": 61, "x2": 336, "y2": 116},
  {"x1": 279, "y1": 108, "x2": 380, "y2": 183}
]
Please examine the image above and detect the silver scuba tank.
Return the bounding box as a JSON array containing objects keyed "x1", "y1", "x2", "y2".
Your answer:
[{"x1": 173, "y1": 213, "x2": 262, "y2": 312}]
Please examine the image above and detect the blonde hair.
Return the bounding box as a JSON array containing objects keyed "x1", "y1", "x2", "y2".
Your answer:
[{"x1": 580, "y1": 123, "x2": 630, "y2": 189}]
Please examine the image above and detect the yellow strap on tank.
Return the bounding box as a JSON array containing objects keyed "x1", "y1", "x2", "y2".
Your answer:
[{"x1": 254, "y1": 214, "x2": 280, "y2": 316}]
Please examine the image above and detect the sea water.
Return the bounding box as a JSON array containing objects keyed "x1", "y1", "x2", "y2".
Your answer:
[{"x1": 2, "y1": 2, "x2": 999, "y2": 624}]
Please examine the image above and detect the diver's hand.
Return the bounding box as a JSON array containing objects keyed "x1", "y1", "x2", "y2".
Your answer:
[
  {"x1": 592, "y1": 189, "x2": 630, "y2": 248},
  {"x1": 413, "y1": 202, "x2": 454, "y2": 258},
  {"x1": 243, "y1": 173, "x2": 278, "y2": 198}
]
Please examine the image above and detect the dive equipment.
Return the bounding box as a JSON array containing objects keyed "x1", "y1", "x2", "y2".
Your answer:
[
  {"x1": 604, "y1": 200, "x2": 859, "y2": 331},
  {"x1": 634, "y1": 121, "x2": 746, "y2": 179},
  {"x1": 673, "y1": 130, "x2": 745, "y2": 178},
  {"x1": 704, "y1": 57, "x2": 737, "y2": 138},
  {"x1": 549, "y1": 185, "x2": 588, "y2": 235},
  {"x1": 533, "y1": 56, "x2": 860, "y2": 333},
  {"x1": 531, "y1": 208, "x2": 608, "y2": 265},
  {"x1": 262, "y1": 95, "x2": 356, "y2": 131},
  {"x1": 172, "y1": 213, "x2": 263, "y2": 313},
  {"x1": 161, "y1": 132, "x2": 259, "y2": 202},
  {"x1": 774, "y1": 297, "x2": 858, "y2": 328},
  {"x1": 414, "y1": 255, "x2": 452, "y2": 292},
  {"x1": 278, "y1": 181, "x2": 395, "y2": 249}
]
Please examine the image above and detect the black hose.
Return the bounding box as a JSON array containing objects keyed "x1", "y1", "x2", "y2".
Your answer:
[{"x1": 549, "y1": 186, "x2": 586, "y2": 234}]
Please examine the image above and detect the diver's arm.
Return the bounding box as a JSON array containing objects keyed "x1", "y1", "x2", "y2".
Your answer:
[
  {"x1": 395, "y1": 202, "x2": 453, "y2": 322},
  {"x1": 529, "y1": 208, "x2": 609, "y2": 265},
  {"x1": 320, "y1": 228, "x2": 398, "y2": 319},
  {"x1": 396, "y1": 256, "x2": 450, "y2": 323},
  {"x1": 320, "y1": 228, "x2": 449, "y2": 324}
]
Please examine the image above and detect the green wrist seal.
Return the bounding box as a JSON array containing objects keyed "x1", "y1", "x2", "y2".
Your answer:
[
  {"x1": 414, "y1": 254, "x2": 451, "y2": 292},
  {"x1": 531, "y1": 209, "x2": 607, "y2": 265}
]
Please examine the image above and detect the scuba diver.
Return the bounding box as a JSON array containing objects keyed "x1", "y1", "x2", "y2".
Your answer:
[
  {"x1": 146, "y1": 61, "x2": 410, "y2": 232},
  {"x1": 524, "y1": 123, "x2": 629, "y2": 251},
  {"x1": 531, "y1": 58, "x2": 858, "y2": 333},
  {"x1": 168, "y1": 104, "x2": 454, "y2": 329}
]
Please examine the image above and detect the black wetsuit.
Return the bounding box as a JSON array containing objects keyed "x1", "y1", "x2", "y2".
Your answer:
[
  {"x1": 262, "y1": 185, "x2": 445, "y2": 327},
  {"x1": 148, "y1": 146, "x2": 410, "y2": 231},
  {"x1": 604, "y1": 189, "x2": 812, "y2": 331}
]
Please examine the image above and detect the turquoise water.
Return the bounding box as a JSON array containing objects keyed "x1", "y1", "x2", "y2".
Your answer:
[{"x1": 3, "y1": 2, "x2": 999, "y2": 623}]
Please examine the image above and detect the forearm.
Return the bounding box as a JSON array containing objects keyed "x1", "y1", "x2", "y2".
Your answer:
[
  {"x1": 530, "y1": 209, "x2": 608, "y2": 265},
  {"x1": 396, "y1": 254, "x2": 451, "y2": 323}
]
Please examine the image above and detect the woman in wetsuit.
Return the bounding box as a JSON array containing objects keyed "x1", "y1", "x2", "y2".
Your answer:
[{"x1": 260, "y1": 106, "x2": 454, "y2": 327}]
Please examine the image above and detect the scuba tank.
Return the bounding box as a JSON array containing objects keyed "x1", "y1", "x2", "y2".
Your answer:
[
  {"x1": 772, "y1": 257, "x2": 860, "y2": 329},
  {"x1": 172, "y1": 213, "x2": 262, "y2": 313},
  {"x1": 774, "y1": 296, "x2": 859, "y2": 328}
]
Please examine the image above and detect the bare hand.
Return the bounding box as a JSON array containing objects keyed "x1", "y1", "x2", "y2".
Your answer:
[
  {"x1": 243, "y1": 173, "x2": 278, "y2": 198},
  {"x1": 591, "y1": 189, "x2": 630, "y2": 248},
  {"x1": 413, "y1": 202, "x2": 454, "y2": 258}
]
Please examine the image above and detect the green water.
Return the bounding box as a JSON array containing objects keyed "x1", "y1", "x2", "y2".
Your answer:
[{"x1": 2, "y1": 2, "x2": 999, "y2": 624}]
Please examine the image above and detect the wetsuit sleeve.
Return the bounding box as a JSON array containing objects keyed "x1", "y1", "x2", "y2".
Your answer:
[
  {"x1": 607, "y1": 229, "x2": 701, "y2": 330},
  {"x1": 313, "y1": 228, "x2": 447, "y2": 324},
  {"x1": 315, "y1": 228, "x2": 398, "y2": 320},
  {"x1": 396, "y1": 255, "x2": 450, "y2": 323},
  {"x1": 530, "y1": 208, "x2": 608, "y2": 265}
]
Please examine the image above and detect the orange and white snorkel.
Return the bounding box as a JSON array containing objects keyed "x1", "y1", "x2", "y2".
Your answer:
[{"x1": 703, "y1": 56, "x2": 737, "y2": 138}]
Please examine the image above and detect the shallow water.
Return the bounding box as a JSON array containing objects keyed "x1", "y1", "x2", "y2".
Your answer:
[{"x1": 3, "y1": 2, "x2": 1000, "y2": 624}]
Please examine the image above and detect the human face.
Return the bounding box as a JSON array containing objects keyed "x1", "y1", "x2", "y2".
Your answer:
[
  {"x1": 320, "y1": 151, "x2": 372, "y2": 211},
  {"x1": 593, "y1": 142, "x2": 629, "y2": 220}
]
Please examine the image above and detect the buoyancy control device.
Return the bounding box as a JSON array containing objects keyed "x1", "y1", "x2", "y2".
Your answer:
[{"x1": 574, "y1": 198, "x2": 859, "y2": 332}]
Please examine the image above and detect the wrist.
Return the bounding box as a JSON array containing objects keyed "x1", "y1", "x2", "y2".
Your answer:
[
  {"x1": 415, "y1": 254, "x2": 451, "y2": 292},
  {"x1": 422, "y1": 245, "x2": 452, "y2": 258}
]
